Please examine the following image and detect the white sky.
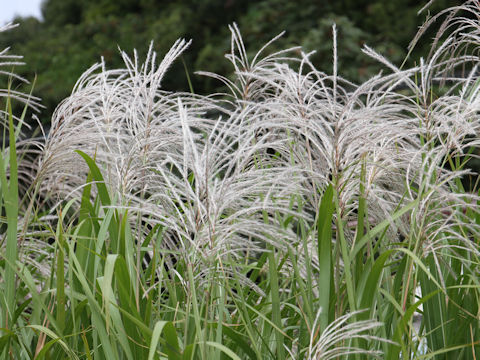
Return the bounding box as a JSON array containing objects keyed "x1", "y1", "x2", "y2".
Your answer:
[{"x1": 0, "y1": 0, "x2": 43, "y2": 25}]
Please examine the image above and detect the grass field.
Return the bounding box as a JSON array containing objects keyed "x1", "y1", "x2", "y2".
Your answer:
[{"x1": 1, "y1": 2, "x2": 480, "y2": 359}]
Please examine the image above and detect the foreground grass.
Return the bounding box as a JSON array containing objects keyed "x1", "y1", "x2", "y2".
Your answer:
[{"x1": 1, "y1": 2, "x2": 480, "y2": 359}]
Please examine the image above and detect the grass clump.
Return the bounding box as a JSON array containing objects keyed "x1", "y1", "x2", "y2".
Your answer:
[{"x1": 1, "y1": 1, "x2": 480, "y2": 359}]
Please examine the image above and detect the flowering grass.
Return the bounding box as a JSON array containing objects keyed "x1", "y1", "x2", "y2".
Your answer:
[{"x1": 1, "y1": 2, "x2": 480, "y2": 359}]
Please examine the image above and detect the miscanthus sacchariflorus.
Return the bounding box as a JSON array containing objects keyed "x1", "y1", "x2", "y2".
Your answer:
[{"x1": 1, "y1": 1, "x2": 480, "y2": 359}]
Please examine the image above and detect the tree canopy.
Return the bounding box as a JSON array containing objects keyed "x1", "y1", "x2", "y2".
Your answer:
[{"x1": 0, "y1": 0, "x2": 461, "y2": 123}]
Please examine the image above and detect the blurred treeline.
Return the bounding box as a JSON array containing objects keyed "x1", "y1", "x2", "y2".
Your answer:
[{"x1": 0, "y1": 0, "x2": 462, "y2": 124}]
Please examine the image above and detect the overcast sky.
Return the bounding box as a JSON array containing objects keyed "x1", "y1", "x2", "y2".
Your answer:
[{"x1": 0, "y1": 0, "x2": 43, "y2": 25}]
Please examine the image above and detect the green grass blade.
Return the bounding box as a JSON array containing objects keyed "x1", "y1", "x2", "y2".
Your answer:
[
  {"x1": 358, "y1": 250, "x2": 393, "y2": 314},
  {"x1": 0, "y1": 97, "x2": 19, "y2": 330},
  {"x1": 351, "y1": 198, "x2": 419, "y2": 259},
  {"x1": 317, "y1": 184, "x2": 334, "y2": 332},
  {"x1": 55, "y1": 210, "x2": 66, "y2": 334},
  {"x1": 267, "y1": 245, "x2": 285, "y2": 359},
  {"x1": 202, "y1": 342, "x2": 242, "y2": 360}
]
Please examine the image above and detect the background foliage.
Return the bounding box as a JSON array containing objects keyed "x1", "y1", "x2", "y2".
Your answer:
[{"x1": 0, "y1": 0, "x2": 462, "y2": 124}]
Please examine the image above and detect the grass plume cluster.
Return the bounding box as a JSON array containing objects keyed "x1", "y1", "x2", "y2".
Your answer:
[{"x1": 1, "y1": 1, "x2": 480, "y2": 359}]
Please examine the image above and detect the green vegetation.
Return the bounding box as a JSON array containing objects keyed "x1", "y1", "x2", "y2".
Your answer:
[
  {"x1": 1, "y1": 1, "x2": 480, "y2": 359},
  {"x1": 0, "y1": 0, "x2": 462, "y2": 124}
]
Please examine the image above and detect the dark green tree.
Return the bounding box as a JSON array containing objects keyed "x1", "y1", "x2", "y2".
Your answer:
[{"x1": 0, "y1": 0, "x2": 462, "y2": 124}]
